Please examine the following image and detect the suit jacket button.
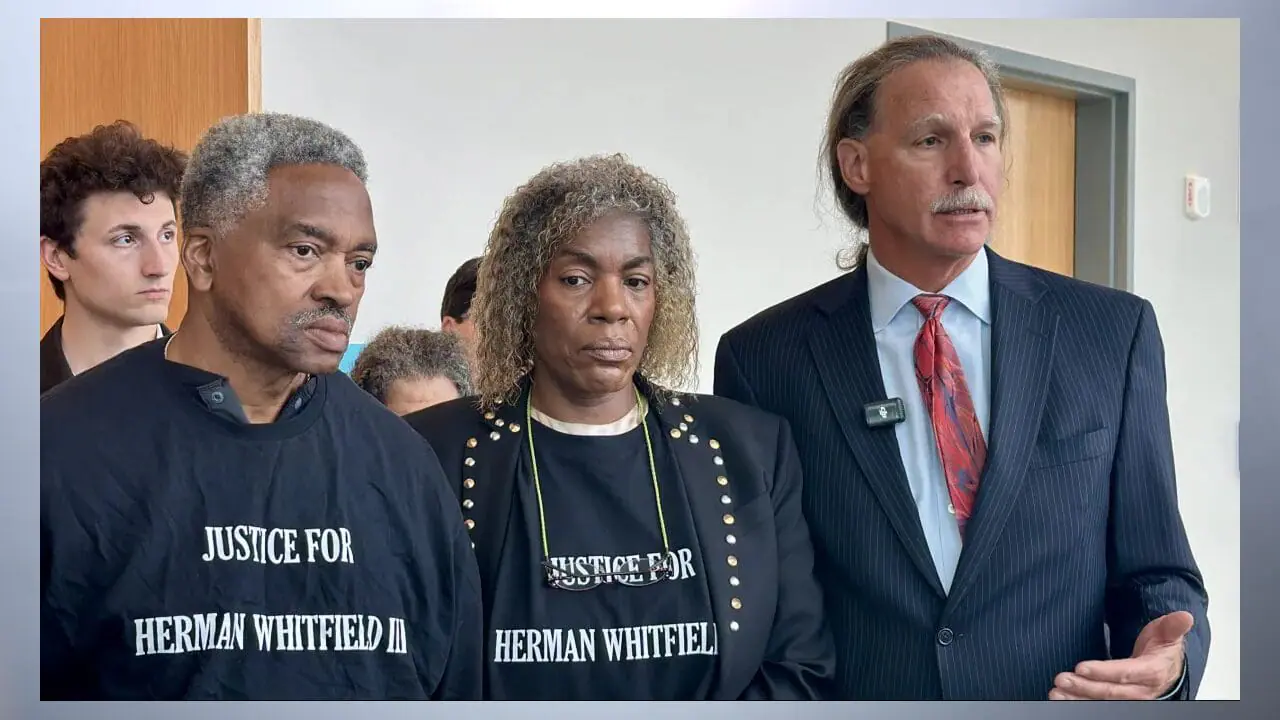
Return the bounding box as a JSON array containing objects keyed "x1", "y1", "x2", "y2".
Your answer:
[{"x1": 936, "y1": 628, "x2": 954, "y2": 646}]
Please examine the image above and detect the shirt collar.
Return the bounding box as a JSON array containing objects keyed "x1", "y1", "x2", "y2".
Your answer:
[
  {"x1": 865, "y1": 244, "x2": 992, "y2": 332},
  {"x1": 160, "y1": 335, "x2": 319, "y2": 424}
]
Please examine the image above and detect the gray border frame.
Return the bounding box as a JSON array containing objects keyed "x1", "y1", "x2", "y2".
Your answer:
[{"x1": 888, "y1": 21, "x2": 1137, "y2": 291}]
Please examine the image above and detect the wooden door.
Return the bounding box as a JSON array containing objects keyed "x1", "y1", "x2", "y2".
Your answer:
[
  {"x1": 990, "y1": 86, "x2": 1077, "y2": 276},
  {"x1": 39, "y1": 18, "x2": 261, "y2": 336}
]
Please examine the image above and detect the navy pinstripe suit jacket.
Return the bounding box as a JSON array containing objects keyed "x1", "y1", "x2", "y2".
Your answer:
[{"x1": 713, "y1": 247, "x2": 1210, "y2": 700}]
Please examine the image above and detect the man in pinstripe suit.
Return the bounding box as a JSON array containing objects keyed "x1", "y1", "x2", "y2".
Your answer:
[{"x1": 713, "y1": 34, "x2": 1210, "y2": 700}]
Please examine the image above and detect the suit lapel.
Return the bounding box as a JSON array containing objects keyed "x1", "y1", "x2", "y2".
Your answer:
[
  {"x1": 646, "y1": 391, "x2": 749, "y2": 699},
  {"x1": 807, "y1": 269, "x2": 945, "y2": 598},
  {"x1": 945, "y1": 251, "x2": 1058, "y2": 612}
]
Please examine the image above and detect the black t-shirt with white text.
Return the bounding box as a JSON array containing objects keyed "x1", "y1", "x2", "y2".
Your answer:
[
  {"x1": 485, "y1": 410, "x2": 719, "y2": 700},
  {"x1": 40, "y1": 338, "x2": 482, "y2": 700}
]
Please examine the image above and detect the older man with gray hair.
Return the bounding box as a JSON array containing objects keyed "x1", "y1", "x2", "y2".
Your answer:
[
  {"x1": 40, "y1": 112, "x2": 482, "y2": 700},
  {"x1": 352, "y1": 326, "x2": 473, "y2": 415}
]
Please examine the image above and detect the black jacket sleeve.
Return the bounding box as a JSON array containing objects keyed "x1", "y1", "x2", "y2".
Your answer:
[
  {"x1": 430, "y1": 523, "x2": 485, "y2": 700},
  {"x1": 1103, "y1": 300, "x2": 1210, "y2": 698},
  {"x1": 737, "y1": 417, "x2": 836, "y2": 700}
]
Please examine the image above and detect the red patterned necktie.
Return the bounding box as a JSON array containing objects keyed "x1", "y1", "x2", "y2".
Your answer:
[{"x1": 911, "y1": 294, "x2": 987, "y2": 538}]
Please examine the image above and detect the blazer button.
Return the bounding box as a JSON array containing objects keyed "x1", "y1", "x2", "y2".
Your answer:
[{"x1": 936, "y1": 628, "x2": 954, "y2": 646}]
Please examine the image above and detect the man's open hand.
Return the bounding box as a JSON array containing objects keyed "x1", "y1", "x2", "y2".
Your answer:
[{"x1": 1049, "y1": 611, "x2": 1193, "y2": 700}]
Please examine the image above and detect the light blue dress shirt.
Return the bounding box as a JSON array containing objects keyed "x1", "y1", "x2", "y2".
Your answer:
[{"x1": 864, "y1": 247, "x2": 992, "y2": 593}]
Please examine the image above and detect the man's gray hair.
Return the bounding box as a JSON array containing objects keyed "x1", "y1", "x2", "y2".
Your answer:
[
  {"x1": 180, "y1": 112, "x2": 368, "y2": 234},
  {"x1": 821, "y1": 34, "x2": 1007, "y2": 269},
  {"x1": 350, "y1": 326, "x2": 473, "y2": 404}
]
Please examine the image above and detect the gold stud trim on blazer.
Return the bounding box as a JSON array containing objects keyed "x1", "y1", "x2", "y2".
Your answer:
[{"x1": 709, "y1": 433, "x2": 741, "y2": 628}]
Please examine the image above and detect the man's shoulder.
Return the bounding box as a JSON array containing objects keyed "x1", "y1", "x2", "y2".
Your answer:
[
  {"x1": 325, "y1": 371, "x2": 398, "y2": 419},
  {"x1": 41, "y1": 342, "x2": 174, "y2": 490},
  {"x1": 1010, "y1": 259, "x2": 1150, "y2": 330},
  {"x1": 41, "y1": 339, "x2": 166, "y2": 421},
  {"x1": 323, "y1": 374, "x2": 440, "y2": 454},
  {"x1": 312, "y1": 376, "x2": 464, "y2": 523}
]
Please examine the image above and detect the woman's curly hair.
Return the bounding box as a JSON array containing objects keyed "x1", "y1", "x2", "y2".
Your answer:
[{"x1": 469, "y1": 153, "x2": 699, "y2": 409}]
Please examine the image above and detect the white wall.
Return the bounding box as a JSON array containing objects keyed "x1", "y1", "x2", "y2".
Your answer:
[{"x1": 261, "y1": 18, "x2": 1240, "y2": 699}]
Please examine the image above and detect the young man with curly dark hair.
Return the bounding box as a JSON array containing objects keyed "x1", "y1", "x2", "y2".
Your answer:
[{"x1": 39, "y1": 120, "x2": 188, "y2": 394}]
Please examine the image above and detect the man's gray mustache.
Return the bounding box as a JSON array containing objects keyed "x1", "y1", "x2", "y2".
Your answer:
[
  {"x1": 931, "y1": 187, "x2": 993, "y2": 213},
  {"x1": 290, "y1": 308, "x2": 353, "y2": 331}
]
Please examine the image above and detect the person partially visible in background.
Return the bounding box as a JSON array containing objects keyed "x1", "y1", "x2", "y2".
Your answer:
[
  {"x1": 39, "y1": 120, "x2": 187, "y2": 394},
  {"x1": 351, "y1": 325, "x2": 473, "y2": 415},
  {"x1": 439, "y1": 256, "x2": 481, "y2": 359}
]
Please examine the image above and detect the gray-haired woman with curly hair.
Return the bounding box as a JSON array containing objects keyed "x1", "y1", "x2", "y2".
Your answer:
[
  {"x1": 350, "y1": 325, "x2": 472, "y2": 415},
  {"x1": 404, "y1": 153, "x2": 834, "y2": 701}
]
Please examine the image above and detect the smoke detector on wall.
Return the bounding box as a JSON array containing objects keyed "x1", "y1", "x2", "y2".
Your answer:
[{"x1": 1184, "y1": 174, "x2": 1211, "y2": 220}]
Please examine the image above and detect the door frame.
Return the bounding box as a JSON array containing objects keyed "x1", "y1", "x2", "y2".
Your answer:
[{"x1": 888, "y1": 22, "x2": 1137, "y2": 292}]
